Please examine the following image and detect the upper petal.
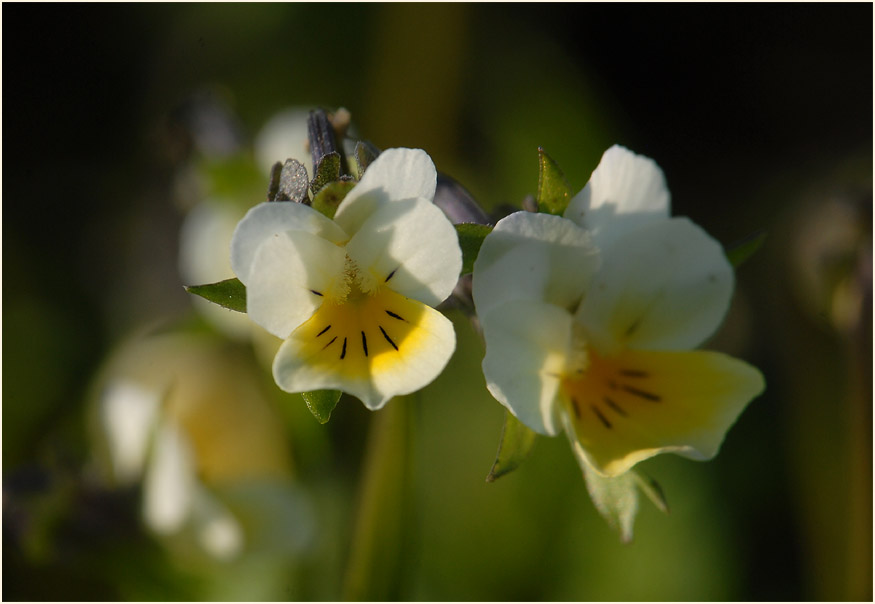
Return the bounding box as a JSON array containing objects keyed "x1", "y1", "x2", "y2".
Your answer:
[
  {"x1": 345, "y1": 197, "x2": 462, "y2": 307},
  {"x1": 272, "y1": 287, "x2": 456, "y2": 410},
  {"x1": 245, "y1": 229, "x2": 348, "y2": 339},
  {"x1": 563, "y1": 145, "x2": 670, "y2": 251},
  {"x1": 230, "y1": 201, "x2": 348, "y2": 284},
  {"x1": 472, "y1": 212, "x2": 600, "y2": 316},
  {"x1": 100, "y1": 380, "x2": 162, "y2": 484},
  {"x1": 576, "y1": 217, "x2": 734, "y2": 354},
  {"x1": 562, "y1": 348, "x2": 765, "y2": 477},
  {"x1": 480, "y1": 299, "x2": 574, "y2": 436},
  {"x1": 333, "y1": 148, "x2": 437, "y2": 236}
]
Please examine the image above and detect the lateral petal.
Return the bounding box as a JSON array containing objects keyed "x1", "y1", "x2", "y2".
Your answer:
[
  {"x1": 345, "y1": 197, "x2": 462, "y2": 307},
  {"x1": 576, "y1": 217, "x2": 734, "y2": 354},
  {"x1": 230, "y1": 201, "x2": 348, "y2": 284},
  {"x1": 246, "y1": 230, "x2": 347, "y2": 339},
  {"x1": 562, "y1": 348, "x2": 765, "y2": 477},
  {"x1": 333, "y1": 148, "x2": 437, "y2": 237},
  {"x1": 272, "y1": 287, "x2": 455, "y2": 410},
  {"x1": 480, "y1": 299, "x2": 574, "y2": 436},
  {"x1": 563, "y1": 145, "x2": 670, "y2": 251}
]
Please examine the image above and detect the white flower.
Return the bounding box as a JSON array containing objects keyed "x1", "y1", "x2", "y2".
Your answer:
[
  {"x1": 97, "y1": 333, "x2": 309, "y2": 559},
  {"x1": 473, "y1": 145, "x2": 765, "y2": 477},
  {"x1": 230, "y1": 148, "x2": 462, "y2": 410}
]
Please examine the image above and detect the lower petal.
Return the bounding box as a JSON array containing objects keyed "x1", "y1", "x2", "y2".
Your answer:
[
  {"x1": 143, "y1": 420, "x2": 195, "y2": 534},
  {"x1": 562, "y1": 349, "x2": 765, "y2": 476},
  {"x1": 272, "y1": 287, "x2": 455, "y2": 410}
]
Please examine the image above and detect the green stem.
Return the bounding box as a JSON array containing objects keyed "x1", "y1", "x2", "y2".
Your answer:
[{"x1": 342, "y1": 396, "x2": 412, "y2": 601}]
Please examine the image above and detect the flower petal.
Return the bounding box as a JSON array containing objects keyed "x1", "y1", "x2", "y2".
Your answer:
[
  {"x1": 472, "y1": 212, "x2": 600, "y2": 316},
  {"x1": 230, "y1": 201, "x2": 348, "y2": 284},
  {"x1": 345, "y1": 197, "x2": 462, "y2": 306},
  {"x1": 576, "y1": 217, "x2": 734, "y2": 354},
  {"x1": 100, "y1": 380, "x2": 162, "y2": 484},
  {"x1": 333, "y1": 148, "x2": 437, "y2": 236},
  {"x1": 246, "y1": 230, "x2": 347, "y2": 338},
  {"x1": 143, "y1": 420, "x2": 195, "y2": 534},
  {"x1": 272, "y1": 287, "x2": 455, "y2": 410},
  {"x1": 480, "y1": 299, "x2": 574, "y2": 436},
  {"x1": 562, "y1": 348, "x2": 765, "y2": 477},
  {"x1": 563, "y1": 145, "x2": 670, "y2": 251}
]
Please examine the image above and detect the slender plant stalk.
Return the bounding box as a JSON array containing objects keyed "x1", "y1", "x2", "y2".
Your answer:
[{"x1": 342, "y1": 396, "x2": 412, "y2": 601}]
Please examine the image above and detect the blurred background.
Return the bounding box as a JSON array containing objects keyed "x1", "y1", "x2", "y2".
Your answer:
[{"x1": 3, "y1": 3, "x2": 871, "y2": 601}]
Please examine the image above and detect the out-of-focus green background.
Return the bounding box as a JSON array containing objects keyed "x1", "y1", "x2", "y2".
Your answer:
[{"x1": 3, "y1": 4, "x2": 871, "y2": 601}]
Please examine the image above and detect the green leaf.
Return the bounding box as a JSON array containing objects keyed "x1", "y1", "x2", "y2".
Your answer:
[
  {"x1": 536, "y1": 147, "x2": 572, "y2": 215},
  {"x1": 486, "y1": 410, "x2": 537, "y2": 482},
  {"x1": 309, "y1": 151, "x2": 341, "y2": 196},
  {"x1": 726, "y1": 231, "x2": 766, "y2": 268},
  {"x1": 455, "y1": 223, "x2": 493, "y2": 276},
  {"x1": 184, "y1": 278, "x2": 246, "y2": 313},
  {"x1": 311, "y1": 180, "x2": 356, "y2": 220},
  {"x1": 301, "y1": 389, "x2": 342, "y2": 424}
]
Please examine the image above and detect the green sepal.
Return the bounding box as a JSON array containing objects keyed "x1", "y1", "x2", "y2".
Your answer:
[
  {"x1": 455, "y1": 223, "x2": 493, "y2": 276},
  {"x1": 302, "y1": 389, "x2": 342, "y2": 424},
  {"x1": 536, "y1": 147, "x2": 572, "y2": 216},
  {"x1": 579, "y1": 461, "x2": 640, "y2": 543},
  {"x1": 312, "y1": 180, "x2": 356, "y2": 220},
  {"x1": 486, "y1": 410, "x2": 537, "y2": 482},
  {"x1": 310, "y1": 151, "x2": 341, "y2": 197},
  {"x1": 632, "y1": 471, "x2": 670, "y2": 514},
  {"x1": 184, "y1": 278, "x2": 246, "y2": 313},
  {"x1": 354, "y1": 141, "x2": 380, "y2": 178},
  {"x1": 726, "y1": 231, "x2": 766, "y2": 268}
]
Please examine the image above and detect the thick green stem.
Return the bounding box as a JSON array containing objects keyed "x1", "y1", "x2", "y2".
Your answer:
[{"x1": 342, "y1": 397, "x2": 412, "y2": 601}]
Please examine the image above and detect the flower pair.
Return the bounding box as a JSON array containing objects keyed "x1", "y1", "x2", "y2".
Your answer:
[{"x1": 231, "y1": 143, "x2": 764, "y2": 493}]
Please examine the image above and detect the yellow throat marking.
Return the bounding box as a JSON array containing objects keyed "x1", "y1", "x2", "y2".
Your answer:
[{"x1": 292, "y1": 260, "x2": 432, "y2": 379}]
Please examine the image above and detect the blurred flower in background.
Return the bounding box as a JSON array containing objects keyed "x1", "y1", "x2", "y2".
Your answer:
[{"x1": 92, "y1": 330, "x2": 312, "y2": 562}]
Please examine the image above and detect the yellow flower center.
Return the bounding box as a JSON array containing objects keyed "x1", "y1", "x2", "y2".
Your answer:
[{"x1": 289, "y1": 257, "x2": 436, "y2": 380}]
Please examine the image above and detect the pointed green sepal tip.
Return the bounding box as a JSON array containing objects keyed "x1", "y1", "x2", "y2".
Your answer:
[
  {"x1": 726, "y1": 230, "x2": 766, "y2": 268},
  {"x1": 312, "y1": 180, "x2": 356, "y2": 220},
  {"x1": 536, "y1": 147, "x2": 572, "y2": 216},
  {"x1": 455, "y1": 223, "x2": 493, "y2": 276},
  {"x1": 486, "y1": 410, "x2": 537, "y2": 482},
  {"x1": 302, "y1": 389, "x2": 342, "y2": 424},
  {"x1": 633, "y1": 472, "x2": 670, "y2": 515},
  {"x1": 184, "y1": 278, "x2": 247, "y2": 313}
]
